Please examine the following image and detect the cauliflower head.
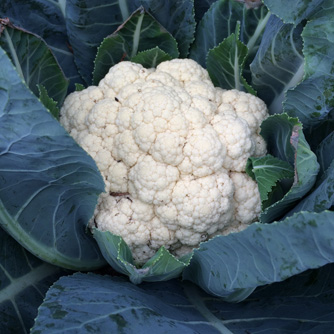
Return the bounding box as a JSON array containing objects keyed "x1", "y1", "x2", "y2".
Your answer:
[{"x1": 60, "y1": 59, "x2": 268, "y2": 264}]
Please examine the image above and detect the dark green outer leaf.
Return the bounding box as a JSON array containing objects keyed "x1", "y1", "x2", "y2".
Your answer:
[
  {"x1": 307, "y1": 119, "x2": 334, "y2": 152},
  {"x1": 0, "y1": 227, "x2": 65, "y2": 334},
  {"x1": 0, "y1": 47, "x2": 106, "y2": 270},
  {"x1": 93, "y1": 8, "x2": 179, "y2": 84},
  {"x1": 259, "y1": 114, "x2": 319, "y2": 223},
  {"x1": 65, "y1": 0, "x2": 135, "y2": 85},
  {"x1": 0, "y1": 23, "x2": 68, "y2": 105},
  {"x1": 316, "y1": 131, "x2": 334, "y2": 175},
  {"x1": 31, "y1": 264, "x2": 334, "y2": 333},
  {"x1": 0, "y1": 0, "x2": 83, "y2": 90},
  {"x1": 183, "y1": 211, "x2": 334, "y2": 300},
  {"x1": 137, "y1": 0, "x2": 196, "y2": 57},
  {"x1": 190, "y1": 0, "x2": 242, "y2": 67},
  {"x1": 193, "y1": 0, "x2": 217, "y2": 22}
]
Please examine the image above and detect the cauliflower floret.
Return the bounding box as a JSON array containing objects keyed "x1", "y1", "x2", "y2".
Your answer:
[
  {"x1": 211, "y1": 113, "x2": 255, "y2": 171},
  {"x1": 100, "y1": 61, "x2": 153, "y2": 93},
  {"x1": 178, "y1": 125, "x2": 226, "y2": 177},
  {"x1": 60, "y1": 86, "x2": 104, "y2": 133},
  {"x1": 129, "y1": 155, "x2": 179, "y2": 205},
  {"x1": 156, "y1": 172, "x2": 234, "y2": 237},
  {"x1": 219, "y1": 89, "x2": 268, "y2": 133},
  {"x1": 230, "y1": 172, "x2": 262, "y2": 224},
  {"x1": 156, "y1": 58, "x2": 210, "y2": 83},
  {"x1": 60, "y1": 59, "x2": 268, "y2": 265}
]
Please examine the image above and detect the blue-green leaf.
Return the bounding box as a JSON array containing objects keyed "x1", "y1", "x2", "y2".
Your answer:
[
  {"x1": 0, "y1": 47, "x2": 106, "y2": 270},
  {"x1": 65, "y1": 0, "x2": 136, "y2": 85},
  {"x1": 285, "y1": 160, "x2": 334, "y2": 216},
  {"x1": 250, "y1": 15, "x2": 304, "y2": 114},
  {"x1": 94, "y1": 230, "x2": 191, "y2": 283},
  {"x1": 283, "y1": 2, "x2": 334, "y2": 130},
  {"x1": 259, "y1": 114, "x2": 319, "y2": 223},
  {"x1": 138, "y1": 0, "x2": 196, "y2": 57},
  {"x1": 0, "y1": 0, "x2": 83, "y2": 90},
  {"x1": 183, "y1": 211, "x2": 334, "y2": 299},
  {"x1": 93, "y1": 8, "x2": 179, "y2": 85},
  {"x1": 0, "y1": 21, "x2": 68, "y2": 105},
  {"x1": 193, "y1": 0, "x2": 217, "y2": 22},
  {"x1": 283, "y1": 76, "x2": 334, "y2": 130},
  {"x1": 316, "y1": 131, "x2": 334, "y2": 175},
  {"x1": 190, "y1": 0, "x2": 269, "y2": 68},
  {"x1": 0, "y1": 227, "x2": 65, "y2": 334},
  {"x1": 31, "y1": 263, "x2": 334, "y2": 333},
  {"x1": 66, "y1": 0, "x2": 195, "y2": 84},
  {"x1": 262, "y1": 0, "x2": 324, "y2": 25}
]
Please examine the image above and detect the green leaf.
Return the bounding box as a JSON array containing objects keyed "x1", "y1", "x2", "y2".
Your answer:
[
  {"x1": 302, "y1": 4, "x2": 334, "y2": 79},
  {"x1": 93, "y1": 7, "x2": 179, "y2": 85},
  {"x1": 138, "y1": 0, "x2": 196, "y2": 58},
  {"x1": 0, "y1": 0, "x2": 83, "y2": 90},
  {"x1": 190, "y1": 0, "x2": 269, "y2": 68},
  {"x1": 259, "y1": 114, "x2": 320, "y2": 223},
  {"x1": 246, "y1": 154, "x2": 294, "y2": 206},
  {"x1": 37, "y1": 85, "x2": 59, "y2": 120},
  {"x1": 66, "y1": 0, "x2": 194, "y2": 84},
  {"x1": 193, "y1": 0, "x2": 218, "y2": 22},
  {"x1": 307, "y1": 119, "x2": 334, "y2": 152},
  {"x1": 0, "y1": 20, "x2": 69, "y2": 105},
  {"x1": 31, "y1": 262, "x2": 334, "y2": 333},
  {"x1": 262, "y1": 0, "x2": 324, "y2": 25},
  {"x1": 0, "y1": 47, "x2": 106, "y2": 270},
  {"x1": 65, "y1": 0, "x2": 136, "y2": 85},
  {"x1": 284, "y1": 76, "x2": 334, "y2": 131},
  {"x1": 286, "y1": 161, "x2": 334, "y2": 216},
  {"x1": 316, "y1": 131, "x2": 334, "y2": 175},
  {"x1": 94, "y1": 230, "x2": 191, "y2": 283},
  {"x1": 74, "y1": 83, "x2": 86, "y2": 92},
  {"x1": 283, "y1": 2, "x2": 334, "y2": 130},
  {"x1": 0, "y1": 227, "x2": 65, "y2": 334},
  {"x1": 183, "y1": 211, "x2": 334, "y2": 299},
  {"x1": 250, "y1": 15, "x2": 304, "y2": 114},
  {"x1": 206, "y1": 23, "x2": 254, "y2": 93},
  {"x1": 131, "y1": 47, "x2": 173, "y2": 68}
]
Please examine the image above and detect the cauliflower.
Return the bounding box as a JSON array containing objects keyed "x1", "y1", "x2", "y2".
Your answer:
[{"x1": 60, "y1": 59, "x2": 268, "y2": 265}]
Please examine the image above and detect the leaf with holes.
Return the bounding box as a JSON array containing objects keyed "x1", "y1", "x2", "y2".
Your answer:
[{"x1": 31, "y1": 263, "x2": 334, "y2": 333}]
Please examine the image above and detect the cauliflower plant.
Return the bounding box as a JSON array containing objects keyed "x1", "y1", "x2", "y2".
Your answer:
[{"x1": 60, "y1": 59, "x2": 268, "y2": 264}]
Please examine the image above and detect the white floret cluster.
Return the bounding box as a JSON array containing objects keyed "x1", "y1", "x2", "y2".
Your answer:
[{"x1": 60, "y1": 59, "x2": 268, "y2": 264}]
